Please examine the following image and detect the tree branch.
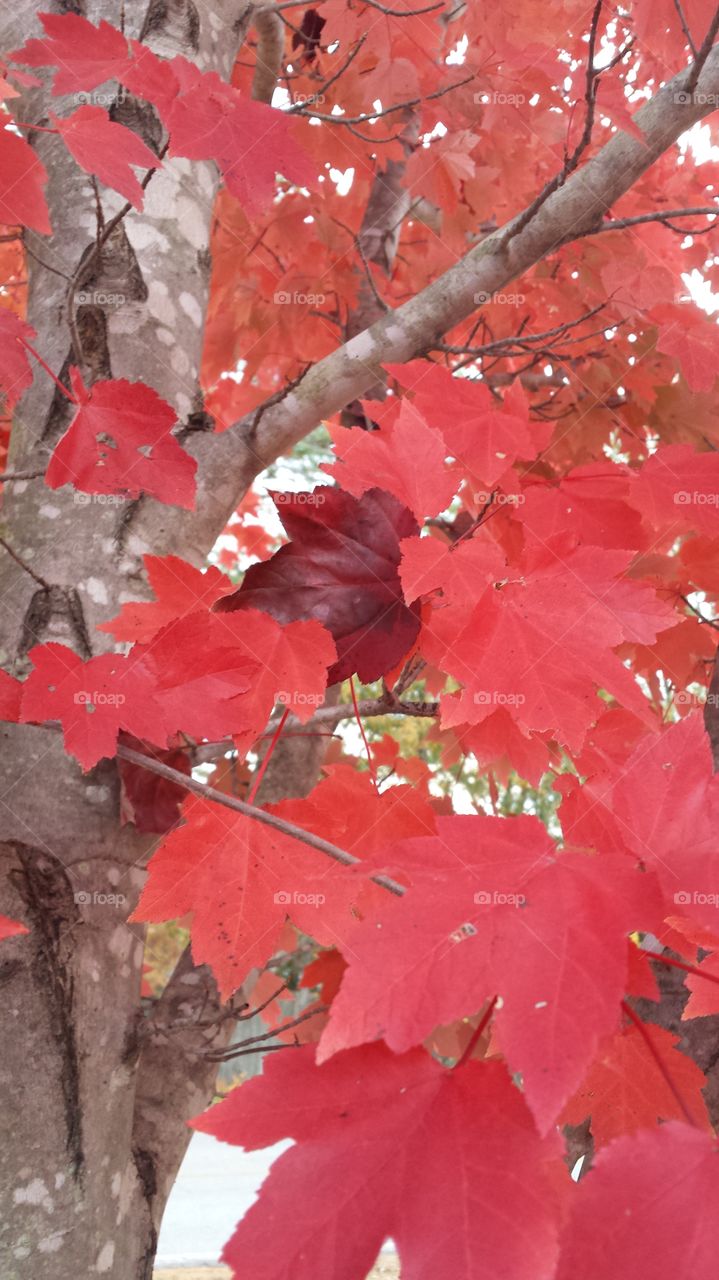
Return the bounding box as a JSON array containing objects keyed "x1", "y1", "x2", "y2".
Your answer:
[
  {"x1": 596, "y1": 206, "x2": 718, "y2": 232},
  {"x1": 169, "y1": 41, "x2": 719, "y2": 558},
  {"x1": 115, "y1": 743, "x2": 406, "y2": 896},
  {"x1": 251, "y1": 2, "x2": 285, "y2": 104}
]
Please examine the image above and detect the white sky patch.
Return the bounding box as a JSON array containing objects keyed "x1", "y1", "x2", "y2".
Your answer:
[
  {"x1": 446, "y1": 34, "x2": 468, "y2": 65},
  {"x1": 329, "y1": 166, "x2": 354, "y2": 196}
]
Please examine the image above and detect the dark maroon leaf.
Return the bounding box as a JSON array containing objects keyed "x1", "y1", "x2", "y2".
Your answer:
[
  {"x1": 215, "y1": 486, "x2": 420, "y2": 684},
  {"x1": 291, "y1": 8, "x2": 326, "y2": 60},
  {"x1": 118, "y1": 734, "x2": 191, "y2": 835}
]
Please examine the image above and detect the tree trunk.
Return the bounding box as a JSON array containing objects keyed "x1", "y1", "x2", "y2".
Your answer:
[{"x1": 0, "y1": 1, "x2": 246, "y2": 1274}]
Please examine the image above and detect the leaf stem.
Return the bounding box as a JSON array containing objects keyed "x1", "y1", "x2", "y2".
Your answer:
[
  {"x1": 621, "y1": 1000, "x2": 698, "y2": 1127},
  {"x1": 247, "y1": 706, "x2": 290, "y2": 803},
  {"x1": 350, "y1": 677, "x2": 378, "y2": 791},
  {"x1": 645, "y1": 949, "x2": 719, "y2": 988},
  {"x1": 18, "y1": 338, "x2": 76, "y2": 403},
  {"x1": 453, "y1": 996, "x2": 499, "y2": 1069}
]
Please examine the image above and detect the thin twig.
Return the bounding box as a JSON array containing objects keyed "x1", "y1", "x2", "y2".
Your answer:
[
  {"x1": 203, "y1": 1005, "x2": 327, "y2": 1061},
  {"x1": 597, "y1": 207, "x2": 718, "y2": 233},
  {"x1": 679, "y1": 594, "x2": 719, "y2": 630},
  {"x1": 115, "y1": 743, "x2": 407, "y2": 896},
  {"x1": 291, "y1": 75, "x2": 471, "y2": 126},
  {"x1": 673, "y1": 0, "x2": 699, "y2": 56},
  {"x1": 286, "y1": 34, "x2": 367, "y2": 114},
  {"x1": 0, "y1": 469, "x2": 45, "y2": 483},
  {"x1": 0, "y1": 535, "x2": 50, "y2": 589},
  {"x1": 350, "y1": 676, "x2": 378, "y2": 791},
  {"x1": 685, "y1": 6, "x2": 719, "y2": 95},
  {"x1": 362, "y1": 0, "x2": 444, "y2": 15}
]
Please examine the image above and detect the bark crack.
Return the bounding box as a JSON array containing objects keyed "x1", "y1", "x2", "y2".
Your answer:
[
  {"x1": 9, "y1": 842, "x2": 85, "y2": 1182},
  {"x1": 18, "y1": 584, "x2": 93, "y2": 662},
  {"x1": 132, "y1": 1146, "x2": 158, "y2": 1280}
]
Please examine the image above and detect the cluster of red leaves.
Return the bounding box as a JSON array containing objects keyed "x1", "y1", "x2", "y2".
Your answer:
[
  {"x1": 6, "y1": 13, "x2": 313, "y2": 221},
  {"x1": 3, "y1": 3, "x2": 719, "y2": 1277},
  {"x1": 3, "y1": 553, "x2": 335, "y2": 770}
]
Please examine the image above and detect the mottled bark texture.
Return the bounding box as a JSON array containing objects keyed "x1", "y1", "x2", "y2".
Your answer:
[{"x1": 0, "y1": 1, "x2": 243, "y2": 1275}]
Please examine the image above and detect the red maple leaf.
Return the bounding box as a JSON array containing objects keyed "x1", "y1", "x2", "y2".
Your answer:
[
  {"x1": 19, "y1": 643, "x2": 163, "y2": 771},
  {"x1": 0, "y1": 119, "x2": 50, "y2": 233},
  {"x1": 129, "y1": 612, "x2": 260, "y2": 744},
  {"x1": 399, "y1": 532, "x2": 505, "y2": 604},
  {"x1": 129, "y1": 607, "x2": 335, "y2": 755},
  {"x1": 654, "y1": 303, "x2": 719, "y2": 393},
  {"x1": 556, "y1": 1124, "x2": 719, "y2": 1280},
  {"x1": 8, "y1": 13, "x2": 131, "y2": 94},
  {"x1": 134, "y1": 766, "x2": 432, "y2": 995},
  {"x1": 0, "y1": 309, "x2": 35, "y2": 414},
  {"x1": 131, "y1": 793, "x2": 345, "y2": 998},
  {"x1": 422, "y1": 537, "x2": 674, "y2": 751},
  {"x1": 199, "y1": 608, "x2": 336, "y2": 750},
  {"x1": 317, "y1": 815, "x2": 663, "y2": 1132},
  {"x1": 52, "y1": 107, "x2": 157, "y2": 209},
  {"x1": 613, "y1": 713, "x2": 719, "y2": 933},
  {"x1": 216, "y1": 487, "x2": 421, "y2": 684},
  {"x1": 0, "y1": 915, "x2": 28, "y2": 941},
  {"x1": 45, "y1": 368, "x2": 197, "y2": 508},
  {"x1": 98, "y1": 554, "x2": 236, "y2": 644},
  {"x1": 19, "y1": 618, "x2": 268, "y2": 769},
  {"x1": 518, "y1": 461, "x2": 647, "y2": 550},
  {"x1": 630, "y1": 443, "x2": 719, "y2": 537},
  {"x1": 194, "y1": 1045, "x2": 561, "y2": 1280},
  {"x1": 163, "y1": 59, "x2": 316, "y2": 215},
  {"x1": 276, "y1": 763, "x2": 437, "y2": 858},
  {"x1": 325, "y1": 400, "x2": 457, "y2": 522},
  {"x1": 387, "y1": 360, "x2": 542, "y2": 487},
  {"x1": 561, "y1": 1023, "x2": 710, "y2": 1145},
  {"x1": 120, "y1": 41, "x2": 179, "y2": 117}
]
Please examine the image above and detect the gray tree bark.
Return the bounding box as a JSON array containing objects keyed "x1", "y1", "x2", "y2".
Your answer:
[{"x1": 0, "y1": 1, "x2": 244, "y2": 1275}]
